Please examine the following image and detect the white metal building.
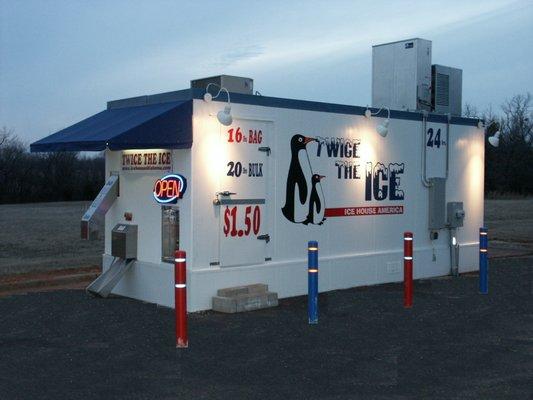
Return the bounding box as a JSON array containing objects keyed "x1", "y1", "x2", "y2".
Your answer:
[{"x1": 31, "y1": 76, "x2": 484, "y2": 311}]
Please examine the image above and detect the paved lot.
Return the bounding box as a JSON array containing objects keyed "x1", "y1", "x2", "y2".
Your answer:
[{"x1": 1, "y1": 256, "x2": 531, "y2": 400}]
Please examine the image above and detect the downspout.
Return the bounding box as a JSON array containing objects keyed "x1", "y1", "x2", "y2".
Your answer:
[
  {"x1": 444, "y1": 113, "x2": 459, "y2": 276},
  {"x1": 421, "y1": 110, "x2": 432, "y2": 187},
  {"x1": 445, "y1": 113, "x2": 451, "y2": 178}
]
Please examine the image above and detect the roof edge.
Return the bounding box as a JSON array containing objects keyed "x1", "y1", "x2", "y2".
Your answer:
[
  {"x1": 105, "y1": 87, "x2": 478, "y2": 127},
  {"x1": 107, "y1": 89, "x2": 193, "y2": 110}
]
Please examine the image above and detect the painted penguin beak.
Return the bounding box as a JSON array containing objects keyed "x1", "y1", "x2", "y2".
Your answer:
[
  {"x1": 303, "y1": 136, "x2": 316, "y2": 144},
  {"x1": 319, "y1": 175, "x2": 326, "y2": 180}
]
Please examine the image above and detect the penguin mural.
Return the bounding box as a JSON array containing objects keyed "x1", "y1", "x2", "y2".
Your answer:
[
  {"x1": 303, "y1": 174, "x2": 326, "y2": 225},
  {"x1": 281, "y1": 134, "x2": 317, "y2": 223}
]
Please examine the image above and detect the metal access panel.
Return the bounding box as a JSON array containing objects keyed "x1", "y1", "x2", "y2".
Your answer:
[
  {"x1": 372, "y1": 38, "x2": 432, "y2": 111},
  {"x1": 191, "y1": 75, "x2": 254, "y2": 94},
  {"x1": 161, "y1": 206, "x2": 179, "y2": 262},
  {"x1": 111, "y1": 224, "x2": 138, "y2": 259},
  {"x1": 81, "y1": 174, "x2": 119, "y2": 240},
  {"x1": 432, "y1": 64, "x2": 462, "y2": 116},
  {"x1": 428, "y1": 178, "x2": 446, "y2": 229},
  {"x1": 447, "y1": 202, "x2": 465, "y2": 228}
]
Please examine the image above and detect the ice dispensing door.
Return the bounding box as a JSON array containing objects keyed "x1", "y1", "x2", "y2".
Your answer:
[{"x1": 217, "y1": 120, "x2": 271, "y2": 267}]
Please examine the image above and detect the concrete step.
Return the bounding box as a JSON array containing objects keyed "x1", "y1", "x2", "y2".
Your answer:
[
  {"x1": 216, "y1": 283, "x2": 268, "y2": 298},
  {"x1": 213, "y1": 284, "x2": 278, "y2": 313}
]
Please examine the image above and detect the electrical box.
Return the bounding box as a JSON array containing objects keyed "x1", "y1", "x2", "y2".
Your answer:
[
  {"x1": 432, "y1": 64, "x2": 462, "y2": 116},
  {"x1": 372, "y1": 38, "x2": 432, "y2": 111},
  {"x1": 111, "y1": 224, "x2": 138, "y2": 259},
  {"x1": 191, "y1": 75, "x2": 254, "y2": 95},
  {"x1": 428, "y1": 178, "x2": 446, "y2": 229},
  {"x1": 447, "y1": 202, "x2": 465, "y2": 228},
  {"x1": 161, "y1": 206, "x2": 179, "y2": 262}
]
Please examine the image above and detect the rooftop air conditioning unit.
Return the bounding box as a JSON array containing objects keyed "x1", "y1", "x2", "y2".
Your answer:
[
  {"x1": 372, "y1": 38, "x2": 432, "y2": 112},
  {"x1": 431, "y1": 64, "x2": 462, "y2": 116}
]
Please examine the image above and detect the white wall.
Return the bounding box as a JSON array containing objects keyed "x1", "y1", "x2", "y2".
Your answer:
[
  {"x1": 186, "y1": 99, "x2": 484, "y2": 309},
  {"x1": 103, "y1": 99, "x2": 484, "y2": 311}
]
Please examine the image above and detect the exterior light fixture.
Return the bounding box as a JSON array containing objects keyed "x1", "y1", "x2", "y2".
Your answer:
[
  {"x1": 488, "y1": 131, "x2": 501, "y2": 147},
  {"x1": 365, "y1": 106, "x2": 390, "y2": 137},
  {"x1": 204, "y1": 83, "x2": 232, "y2": 126},
  {"x1": 479, "y1": 120, "x2": 501, "y2": 148}
]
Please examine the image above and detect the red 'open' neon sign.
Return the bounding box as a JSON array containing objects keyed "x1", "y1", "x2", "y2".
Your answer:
[{"x1": 153, "y1": 174, "x2": 187, "y2": 204}]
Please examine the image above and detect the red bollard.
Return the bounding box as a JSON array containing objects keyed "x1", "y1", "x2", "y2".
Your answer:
[
  {"x1": 403, "y1": 232, "x2": 413, "y2": 308},
  {"x1": 174, "y1": 250, "x2": 188, "y2": 348}
]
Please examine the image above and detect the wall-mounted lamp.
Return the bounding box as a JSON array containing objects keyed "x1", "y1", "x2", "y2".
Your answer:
[
  {"x1": 204, "y1": 83, "x2": 232, "y2": 126},
  {"x1": 488, "y1": 132, "x2": 501, "y2": 148},
  {"x1": 478, "y1": 120, "x2": 501, "y2": 148},
  {"x1": 365, "y1": 107, "x2": 390, "y2": 137}
]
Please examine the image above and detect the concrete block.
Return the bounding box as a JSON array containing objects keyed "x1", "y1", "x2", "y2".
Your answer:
[
  {"x1": 212, "y1": 283, "x2": 278, "y2": 313},
  {"x1": 234, "y1": 292, "x2": 278, "y2": 312},
  {"x1": 212, "y1": 295, "x2": 237, "y2": 313},
  {"x1": 216, "y1": 283, "x2": 268, "y2": 298}
]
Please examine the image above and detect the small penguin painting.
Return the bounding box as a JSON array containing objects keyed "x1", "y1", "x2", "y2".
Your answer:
[
  {"x1": 281, "y1": 134, "x2": 317, "y2": 223},
  {"x1": 303, "y1": 174, "x2": 326, "y2": 225}
]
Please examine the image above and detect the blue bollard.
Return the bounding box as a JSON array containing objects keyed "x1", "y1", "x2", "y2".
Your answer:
[
  {"x1": 479, "y1": 227, "x2": 488, "y2": 294},
  {"x1": 308, "y1": 241, "x2": 319, "y2": 324}
]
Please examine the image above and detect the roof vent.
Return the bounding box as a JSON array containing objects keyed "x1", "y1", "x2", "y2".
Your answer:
[
  {"x1": 431, "y1": 65, "x2": 462, "y2": 116},
  {"x1": 191, "y1": 75, "x2": 253, "y2": 95}
]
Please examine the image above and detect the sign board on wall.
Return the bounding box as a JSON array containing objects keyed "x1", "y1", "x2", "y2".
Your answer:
[
  {"x1": 122, "y1": 149, "x2": 172, "y2": 172},
  {"x1": 425, "y1": 122, "x2": 448, "y2": 179},
  {"x1": 218, "y1": 122, "x2": 270, "y2": 267}
]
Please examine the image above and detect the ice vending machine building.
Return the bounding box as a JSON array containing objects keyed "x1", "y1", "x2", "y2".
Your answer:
[{"x1": 31, "y1": 76, "x2": 484, "y2": 311}]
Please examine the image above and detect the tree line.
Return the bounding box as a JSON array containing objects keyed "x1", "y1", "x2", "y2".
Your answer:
[
  {"x1": 1, "y1": 93, "x2": 532, "y2": 204},
  {"x1": 464, "y1": 93, "x2": 533, "y2": 196},
  {"x1": 0, "y1": 128, "x2": 104, "y2": 204}
]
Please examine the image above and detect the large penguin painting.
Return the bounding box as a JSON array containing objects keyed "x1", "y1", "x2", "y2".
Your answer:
[
  {"x1": 303, "y1": 174, "x2": 326, "y2": 225},
  {"x1": 281, "y1": 134, "x2": 317, "y2": 223}
]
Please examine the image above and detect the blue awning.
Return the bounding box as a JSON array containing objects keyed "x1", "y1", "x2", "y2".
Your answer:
[{"x1": 30, "y1": 100, "x2": 192, "y2": 152}]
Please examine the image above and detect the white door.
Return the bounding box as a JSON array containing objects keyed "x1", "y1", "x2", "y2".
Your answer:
[{"x1": 218, "y1": 119, "x2": 270, "y2": 267}]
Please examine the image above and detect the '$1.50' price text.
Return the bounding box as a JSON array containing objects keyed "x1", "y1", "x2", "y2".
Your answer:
[{"x1": 223, "y1": 206, "x2": 261, "y2": 237}]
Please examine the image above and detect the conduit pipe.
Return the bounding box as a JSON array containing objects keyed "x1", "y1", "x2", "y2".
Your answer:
[{"x1": 420, "y1": 110, "x2": 432, "y2": 188}]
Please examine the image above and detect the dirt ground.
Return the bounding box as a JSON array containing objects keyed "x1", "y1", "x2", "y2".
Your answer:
[{"x1": 1, "y1": 199, "x2": 532, "y2": 275}]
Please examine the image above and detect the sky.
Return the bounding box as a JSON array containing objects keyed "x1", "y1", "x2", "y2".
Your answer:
[{"x1": 1, "y1": 0, "x2": 532, "y2": 145}]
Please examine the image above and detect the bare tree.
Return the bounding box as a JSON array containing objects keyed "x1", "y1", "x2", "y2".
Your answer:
[
  {"x1": 485, "y1": 93, "x2": 533, "y2": 194},
  {"x1": 0, "y1": 126, "x2": 15, "y2": 148},
  {"x1": 463, "y1": 103, "x2": 479, "y2": 118}
]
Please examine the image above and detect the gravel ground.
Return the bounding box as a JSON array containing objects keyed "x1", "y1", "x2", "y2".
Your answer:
[{"x1": 0, "y1": 256, "x2": 531, "y2": 400}]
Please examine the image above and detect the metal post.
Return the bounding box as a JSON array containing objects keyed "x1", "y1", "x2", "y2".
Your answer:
[
  {"x1": 450, "y1": 228, "x2": 460, "y2": 277},
  {"x1": 404, "y1": 232, "x2": 413, "y2": 308},
  {"x1": 174, "y1": 250, "x2": 188, "y2": 348},
  {"x1": 479, "y1": 228, "x2": 488, "y2": 294},
  {"x1": 308, "y1": 241, "x2": 318, "y2": 324}
]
